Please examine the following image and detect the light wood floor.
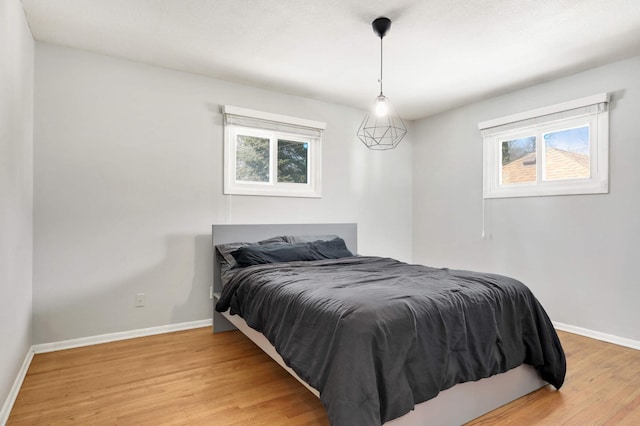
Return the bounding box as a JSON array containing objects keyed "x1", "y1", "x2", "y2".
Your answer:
[{"x1": 8, "y1": 328, "x2": 640, "y2": 425}]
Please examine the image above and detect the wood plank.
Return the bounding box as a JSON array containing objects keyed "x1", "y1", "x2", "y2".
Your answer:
[{"x1": 8, "y1": 329, "x2": 640, "y2": 425}]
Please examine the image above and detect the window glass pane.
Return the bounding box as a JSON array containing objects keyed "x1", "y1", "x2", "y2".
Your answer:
[
  {"x1": 277, "y1": 140, "x2": 308, "y2": 184},
  {"x1": 236, "y1": 135, "x2": 270, "y2": 182},
  {"x1": 543, "y1": 126, "x2": 590, "y2": 181},
  {"x1": 501, "y1": 136, "x2": 536, "y2": 185}
]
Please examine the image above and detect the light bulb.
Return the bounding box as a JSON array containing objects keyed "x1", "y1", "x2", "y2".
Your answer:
[{"x1": 375, "y1": 95, "x2": 388, "y2": 117}]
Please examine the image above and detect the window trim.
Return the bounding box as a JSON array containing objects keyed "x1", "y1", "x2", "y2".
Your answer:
[
  {"x1": 223, "y1": 105, "x2": 325, "y2": 198},
  {"x1": 479, "y1": 94, "x2": 609, "y2": 199}
]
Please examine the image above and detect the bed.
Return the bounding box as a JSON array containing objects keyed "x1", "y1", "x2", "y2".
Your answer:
[{"x1": 212, "y1": 223, "x2": 566, "y2": 425}]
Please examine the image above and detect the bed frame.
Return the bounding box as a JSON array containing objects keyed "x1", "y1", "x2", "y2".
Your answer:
[{"x1": 212, "y1": 223, "x2": 546, "y2": 425}]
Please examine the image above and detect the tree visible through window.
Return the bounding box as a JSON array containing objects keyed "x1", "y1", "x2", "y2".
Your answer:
[
  {"x1": 236, "y1": 135, "x2": 270, "y2": 182},
  {"x1": 223, "y1": 104, "x2": 324, "y2": 198},
  {"x1": 278, "y1": 140, "x2": 308, "y2": 184},
  {"x1": 501, "y1": 136, "x2": 536, "y2": 185}
]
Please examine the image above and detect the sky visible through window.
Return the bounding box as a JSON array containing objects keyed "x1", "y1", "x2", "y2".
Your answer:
[
  {"x1": 502, "y1": 125, "x2": 589, "y2": 167},
  {"x1": 544, "y1": 125, "x2": 589, "y2": 154}
]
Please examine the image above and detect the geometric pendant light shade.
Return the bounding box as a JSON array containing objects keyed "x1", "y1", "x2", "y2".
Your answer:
[
  {"x1": 357, "y1": 108, "x2": 408, "y2": 150},
  {"x1": 357, "y1": 17, "x2": 407, "y2": 150}
]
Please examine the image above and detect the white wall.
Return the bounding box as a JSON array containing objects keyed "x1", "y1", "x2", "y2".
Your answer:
[
  {"x1": 412, "y1": 56, "x2": 640, "y2": 342},
  {"x1": 0, "y1": 0, "x2": 34, "y2": 412},
  {"x1": 33, "y1": 43, "x2": 413, "y2": 344}
]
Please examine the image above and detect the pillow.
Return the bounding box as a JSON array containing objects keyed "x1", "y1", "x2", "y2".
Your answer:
[
  {"x1": 215, "y1": 236, "x2": 289, "y2": 266},
  {"x1": 231, "y1": 237, "x2": 353, "y2": 267},
  {"x1": 286, "y1": 234, "x2": 340, "y2": 244}
]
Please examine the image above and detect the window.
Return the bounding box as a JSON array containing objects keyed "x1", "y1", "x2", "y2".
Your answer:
[
  {"x1": 223, "y1": 105, "x2": 325, "y2": 197},
  {"x1": 479, "y1": 93, "x2": 609, "y2": 198}
]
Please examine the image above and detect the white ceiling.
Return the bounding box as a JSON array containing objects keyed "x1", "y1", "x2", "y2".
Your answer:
[{"x1": 21, "y1": 0, "x2": 640, "y2": 120}]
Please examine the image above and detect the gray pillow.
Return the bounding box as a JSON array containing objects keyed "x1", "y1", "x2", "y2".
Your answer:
[
  {"x1": 286, "y1": 234, "x2": 340, "y2": 244},
  {"x1": 215, "y1": 236, "x2": 289, "y2": 266},
  {"x1": 231, "y1": 238, "x2": 353, "y2": 267}
]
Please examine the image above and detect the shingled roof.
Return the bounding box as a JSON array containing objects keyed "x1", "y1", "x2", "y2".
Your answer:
[{"x1": 502, "y1": 148, "x2": 590, "y2": 185}]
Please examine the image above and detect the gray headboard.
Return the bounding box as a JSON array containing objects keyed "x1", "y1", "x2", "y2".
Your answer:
[{"x1": 211, "y1": 223, "x2": 358, "y2": 296}]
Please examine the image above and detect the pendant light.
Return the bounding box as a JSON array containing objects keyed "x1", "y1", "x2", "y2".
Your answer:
[{"x1": 357, "y1": 17, "x2": 407, "y2": 150}]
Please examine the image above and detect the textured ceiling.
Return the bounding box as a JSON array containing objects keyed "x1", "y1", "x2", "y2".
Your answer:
[{"x1": 21, "y1": 0, "x2": 640, "y2": 120}]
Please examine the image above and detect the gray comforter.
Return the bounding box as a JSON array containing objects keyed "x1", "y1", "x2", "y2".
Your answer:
[{"x1": 215, "y1": 256, "x2": 566, "y2": 426}]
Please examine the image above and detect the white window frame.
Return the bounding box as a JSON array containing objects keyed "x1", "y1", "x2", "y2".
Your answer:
[
  {"x1": 223, "y1": 105, "x2": 325, "y2": 198},
  {"x1": 479, "y1": 93, "x2": 609, "y2": 199}
]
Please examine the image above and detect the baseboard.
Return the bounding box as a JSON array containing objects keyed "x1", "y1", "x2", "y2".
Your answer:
[
  {"x1": 554, "y1": 321, "x2": 640, "y2": 350},
  {"x1": 32, "y1": 319, "x2": 212, "y2": 354},
  {"x1": 0, "y1": 346, "x2": 34, "y2": 426}
]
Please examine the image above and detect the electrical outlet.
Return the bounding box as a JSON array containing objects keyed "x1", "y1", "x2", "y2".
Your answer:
[
  {"x1": 209, "y1": 286, "x2": 213, "y2": 300},
  {"x1": 135, "y1": 293, "x2": 145, "y2": 307}
]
